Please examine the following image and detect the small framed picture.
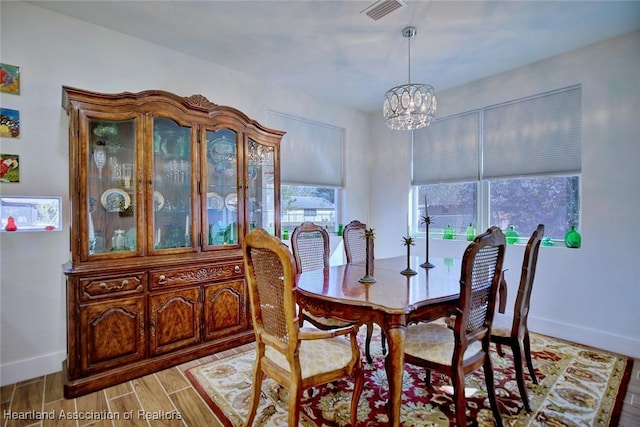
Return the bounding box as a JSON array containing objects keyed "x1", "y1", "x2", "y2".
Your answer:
[
  {"x1": 0, "y1": 63, "x2": 20, "y2": 95},
  {"x1": 0, "y1": 108, "x2": 20, "y2": 138},
  {"x1": 0, "y1": 154, "x2": 19, "y2": 183}
]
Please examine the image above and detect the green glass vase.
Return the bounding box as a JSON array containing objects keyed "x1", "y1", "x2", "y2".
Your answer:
[
  {"x1": 443, "y1": 224, "x2": 455, "y2": 240},
  {"x1": 564, "y1": 226, "x2": 581, "y2": 248},
  {"x1": 505, "y1": 226, "x2": 520, "y2": 244},
  {"x1": 466, "y1": 223, "x2": 475, "y2": 241}
]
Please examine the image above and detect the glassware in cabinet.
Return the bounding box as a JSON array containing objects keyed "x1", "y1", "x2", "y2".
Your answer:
[
  {"x1": 87, "y1": 118, "x2": 137, "y2": 255},
  {"x1": 152, "y1": 117, "x2": 193, "y2": 250},
  {"x1": 204, "y1": 128, "x2": 239, "y2": 247},
  {"x1": 247, "y1": 138, "x2": 275, "y2": 234}
]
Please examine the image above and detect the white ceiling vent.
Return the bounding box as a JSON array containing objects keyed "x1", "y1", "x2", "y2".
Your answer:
[{"x1": 361, "y1": 0, "x2": 407, "y2": 21}]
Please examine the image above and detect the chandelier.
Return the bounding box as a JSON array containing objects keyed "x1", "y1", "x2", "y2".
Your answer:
[{"x1": 383, "y1": 26, "x2": 436, "y2": 130}]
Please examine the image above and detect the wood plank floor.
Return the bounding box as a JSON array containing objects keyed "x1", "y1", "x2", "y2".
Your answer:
[{"x1": 2, "y1": 347, "x2": 638, "y2": 426}]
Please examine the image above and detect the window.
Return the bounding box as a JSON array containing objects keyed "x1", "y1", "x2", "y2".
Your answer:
[
  {"x1": 281, "y1": 185, "x2": 337, "y2": 231},
  {"x1": 489, "y1": 176, "x2": 580, "y2": 240},
  {"x1": 268, "y1": 112, "x2": 344, "y2": 234},
  {"x1": 412, "y1": 86, "x2": 581, "y2": 243},
  {"x1": 0, "y1": 196, "x2": 62, "y2": 231}
]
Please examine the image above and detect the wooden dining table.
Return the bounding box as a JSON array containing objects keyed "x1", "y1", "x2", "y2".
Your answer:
[{"x1": 295, "y1": 255, "x2": 463, "y2": 427}]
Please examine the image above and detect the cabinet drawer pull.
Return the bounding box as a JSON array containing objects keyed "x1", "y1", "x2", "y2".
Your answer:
[
  {"x1": 158, "y1": 275, "x2": 166, "y2": 285},
  {"x1": 234, "y1": 265, "x2": 241, "y2": 274},
  {"x1": 99, "y1": 279, "x2": 128, "y2": 292}
]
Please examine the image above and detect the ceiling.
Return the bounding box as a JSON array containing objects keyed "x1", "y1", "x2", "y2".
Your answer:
[{"x1": 28, "y1": 0, "x2": 640, "y2": 113}]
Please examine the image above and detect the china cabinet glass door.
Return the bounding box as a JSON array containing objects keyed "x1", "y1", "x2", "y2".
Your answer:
[
  {"x1": 87, "y1": 118, "x2": 137, "y2": 256},
  {"x1": 247, "y1": 138, "x2": 275, "y2": 234},
  {"x1": 151, "y1": 117, "x2": 193, "y2": 251},
  {"x1": 204, "y1": 128, "x2": 239, "y2": 248}
]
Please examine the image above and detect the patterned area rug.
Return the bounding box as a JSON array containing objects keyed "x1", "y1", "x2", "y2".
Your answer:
[{"x1": 185, "y1": 327, "x2": 633, "y2": 426}]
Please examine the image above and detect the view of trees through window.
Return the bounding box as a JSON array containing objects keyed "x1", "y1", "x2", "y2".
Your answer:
[
  {"x1": 416, "y1": 175, "x2": 580, "y2": 241},
  {"x1": 281, "y1": 185, "x2": 336, "y2": 231}
]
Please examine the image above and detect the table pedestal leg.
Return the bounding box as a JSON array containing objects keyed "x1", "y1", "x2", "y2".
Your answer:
[{"x1": 384, "y1": 324, "x2": 405, "y2": 427}]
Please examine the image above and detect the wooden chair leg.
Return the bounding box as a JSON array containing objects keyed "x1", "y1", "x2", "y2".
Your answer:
[
  {"x1": 288, "y1": 383, "x2": 303, "y2": 427},
  {"x1": 380, "y1": 330, "x2": 387, "y2": 355},
  {"x1": 452, "y1": 368, "x2": 468, "y2": 427},
  {"x1": 523, "y1": 331, "x2": 537, "y2": 384},
  {"x1": 245, "y1": 360, "x2": 263, "y2": 427},
  {"x1": 365, "y1": 323, "x2": 374, "y2": 363},
  {"x1": 496, "y1": 342, "x2": 505, "y2": 357},
  {"x1": 350, "y1": 366, "x2": 364, "y2": 426},
  {"x1": 483, "y1": 356, "x2": 504, "y2": 427},
  {"x1": 512, "y1": 341, "x2": 532, "y2": 412}
]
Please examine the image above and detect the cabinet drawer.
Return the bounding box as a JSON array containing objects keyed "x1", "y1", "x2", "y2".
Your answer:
[
  {"x1": 80, "y1": 274, "x2": 145, "y2": 301},
  {"x1": 150, "y1": 263, "x2": 244, "y2": 289}
]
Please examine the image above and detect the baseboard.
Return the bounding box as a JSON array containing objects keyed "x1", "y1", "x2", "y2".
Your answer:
[
  {"x1": 0, "y1": 351, "x2": 65, "y2": 386},
  {"x1": 530, "y1": 315, "x2": 640, "y2": 359}
]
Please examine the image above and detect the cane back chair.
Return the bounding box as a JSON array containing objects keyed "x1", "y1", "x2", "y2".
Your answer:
[
  {"x1": 490, "y1": 224, "x2": 544, "y2": 412},
  {"x1": 403, "y1": 226, "x2": 507, "y2": 427},
  {"x1": 343, "y1": 219, "x2": 386, "y2": 362},
  {"x1": 243, "y1": 228, "x2": 364, "y2": 427}
]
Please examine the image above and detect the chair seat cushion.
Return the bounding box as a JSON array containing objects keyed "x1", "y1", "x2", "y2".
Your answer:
[
  {"x1": 490, "y1": 312, "x2": 513, "y2": 338},
  {"x1": 303, "y1": 309, "x2": 351, "y2": 328},
  {"x1": 404, "y1": 322, "x2": 483, "y2": 366},
  {"x1": 265, "y1": 335, "x2": 355, "y2": 379}
]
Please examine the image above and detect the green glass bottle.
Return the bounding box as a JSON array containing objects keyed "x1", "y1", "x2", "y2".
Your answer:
[
  {"x1": 564, "y1": 226, "x2": 581, "y2": 248},
  {"x1": 443, "y1": 224, "x2": 455, "y2": 240},
  {"x1": 466, "y1": 223, "x2": 476, "y2": 241},
  {"x1": 505, "y1": 226, "x2": 520, "y2": 244},
  {"x1": 282, "y1": 228, "x2": 289, "y2": 240}
]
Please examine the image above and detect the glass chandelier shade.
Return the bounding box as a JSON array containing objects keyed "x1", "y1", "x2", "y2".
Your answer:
[{"x1": 383, "y1": 27, "x2": 436, "y2": 131}]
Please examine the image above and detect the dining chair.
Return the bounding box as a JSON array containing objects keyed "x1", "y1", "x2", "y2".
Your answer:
[
  {"x1": 403, "y1": 226, "x2": 506, "y2": 427},
  {"x1": 291, "y1": 222, "x2": 380, "y2": 365},
  {"x1": 490, "y1": 223, "x2": 544, "y2": 413},
  {"x1": 342, "y1": 220, "x2": 386, "y2": 362},
  {"x1": 243, "y1": 228, "x2": 364, "y2": 427}
]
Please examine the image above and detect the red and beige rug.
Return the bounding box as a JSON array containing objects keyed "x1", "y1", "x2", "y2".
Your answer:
[{"x1": 185, "y1": 327, "x2": 632, "y2": 426}]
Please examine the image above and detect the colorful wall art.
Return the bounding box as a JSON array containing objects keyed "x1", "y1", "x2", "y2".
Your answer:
[
  {"x1": 0, "y1": 63, "x2": 20, "y2": 95},
  {"x1": 0, "y1": 108, "x2": 20, "y2": 138},
  {"x1": 0, "y1": 154, "x2": 20, "y2": 183}
]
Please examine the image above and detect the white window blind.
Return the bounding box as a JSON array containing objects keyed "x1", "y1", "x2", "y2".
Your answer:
[
  {"x1": 267, "y1": 111, "x2": 344, "y2": 187},
  {"x1": 483, "y1": 86, "x2": 582, "y2": 178},
  {"x1": 412, "y1": 111, "x2": 480, "y2": 185}
]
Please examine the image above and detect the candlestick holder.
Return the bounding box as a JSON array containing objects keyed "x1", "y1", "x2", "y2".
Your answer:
[
  {"x1": 401, "y1": 235, "x2": 417, "y2": 276},
  {"x1": 359, "y1": 228, "x2": 376, "y2": 283},
  {"x1": 420, "y1": 196, "x2": 435, "y2": 268}
]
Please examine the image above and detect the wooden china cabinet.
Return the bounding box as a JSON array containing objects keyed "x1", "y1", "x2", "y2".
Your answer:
[{"x1": 62, "y1": 87, "x2": 283, "y2": 397}]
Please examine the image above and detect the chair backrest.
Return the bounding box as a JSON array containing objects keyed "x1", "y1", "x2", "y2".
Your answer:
[
  {"x1": 511, "y1": 224, "x2": 544, "y2": 335},
  {"x1": 290, "y1": 222, "x2": 330, "y2": 273},
  {"x1": 343, "y1": 220, "x2": 370, "y2": 264},
  {"x1": 243, "y1": 228, "x2": 299, "y2": 355},
  {"x1": 453, "y1": 226, "x2": 506, "y2": 349}
]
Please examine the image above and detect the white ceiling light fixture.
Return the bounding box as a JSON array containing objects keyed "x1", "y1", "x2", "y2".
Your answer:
[{"x1": 383, "y1": 26, "x2": 436, "y2": 131}]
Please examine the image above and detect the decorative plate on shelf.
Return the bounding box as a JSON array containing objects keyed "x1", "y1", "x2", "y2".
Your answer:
[
  {"x1": 100, "y1": 188, "x2": 131, "y2": 212},
  {"x1": 207, "y1": 192, "x2": 224, "y2": 211},
  {"x1": 153, "y1": 191, "x2": 165, "y2": 212},
  {"x1": 207, "y1": 136, "x2": 235, "y2": 163},
  {"x1": 225, "y1": 193, "x2": 238, "y2": 212}
]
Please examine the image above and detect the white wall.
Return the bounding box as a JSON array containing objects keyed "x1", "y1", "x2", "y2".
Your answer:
[
  {"x1": 369, "y1": 31, "x2": 640, "y2": 358},
  {"x1": 0, "y1": 2, "x2": 371, "y2": 385}
]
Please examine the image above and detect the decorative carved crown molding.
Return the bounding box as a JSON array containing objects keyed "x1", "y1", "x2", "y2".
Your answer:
[{"x1": 185, "y1": 94, "x2": 218, "y2": 110}]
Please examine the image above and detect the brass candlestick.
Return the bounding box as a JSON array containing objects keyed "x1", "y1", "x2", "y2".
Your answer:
[
  {"x1": 359, "y1": 228, "x2": 376, "y2": 283},
  {"x1": 420, "y1": 195, "x2": 435, "y2": 268},
  {"x1": 401, "y1": 236, "x2": 417, "y2": 276}
]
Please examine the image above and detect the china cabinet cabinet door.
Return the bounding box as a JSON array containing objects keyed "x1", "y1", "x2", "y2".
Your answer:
[
  {"x1": 202, "y1": 128, "x2": 240, "y2": 249},
  {"x1": 149, "y1": 287, "x2": 202, "y2": 356},
  {"x1": 247, "y1": 138, "x2": 277, "y2": 234},
  {"x1": 150, "y1": 117, "x2": 195, "y2": 253},
  {"x1": 203, "y1": 279, "x2": 247, "y2": 341},
  {"x1": 79, "y1": 297, "x2": 146, "y2": 374},
  {"x1": 84, "y1": 115, "x2": 142, "y2": 260}
]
